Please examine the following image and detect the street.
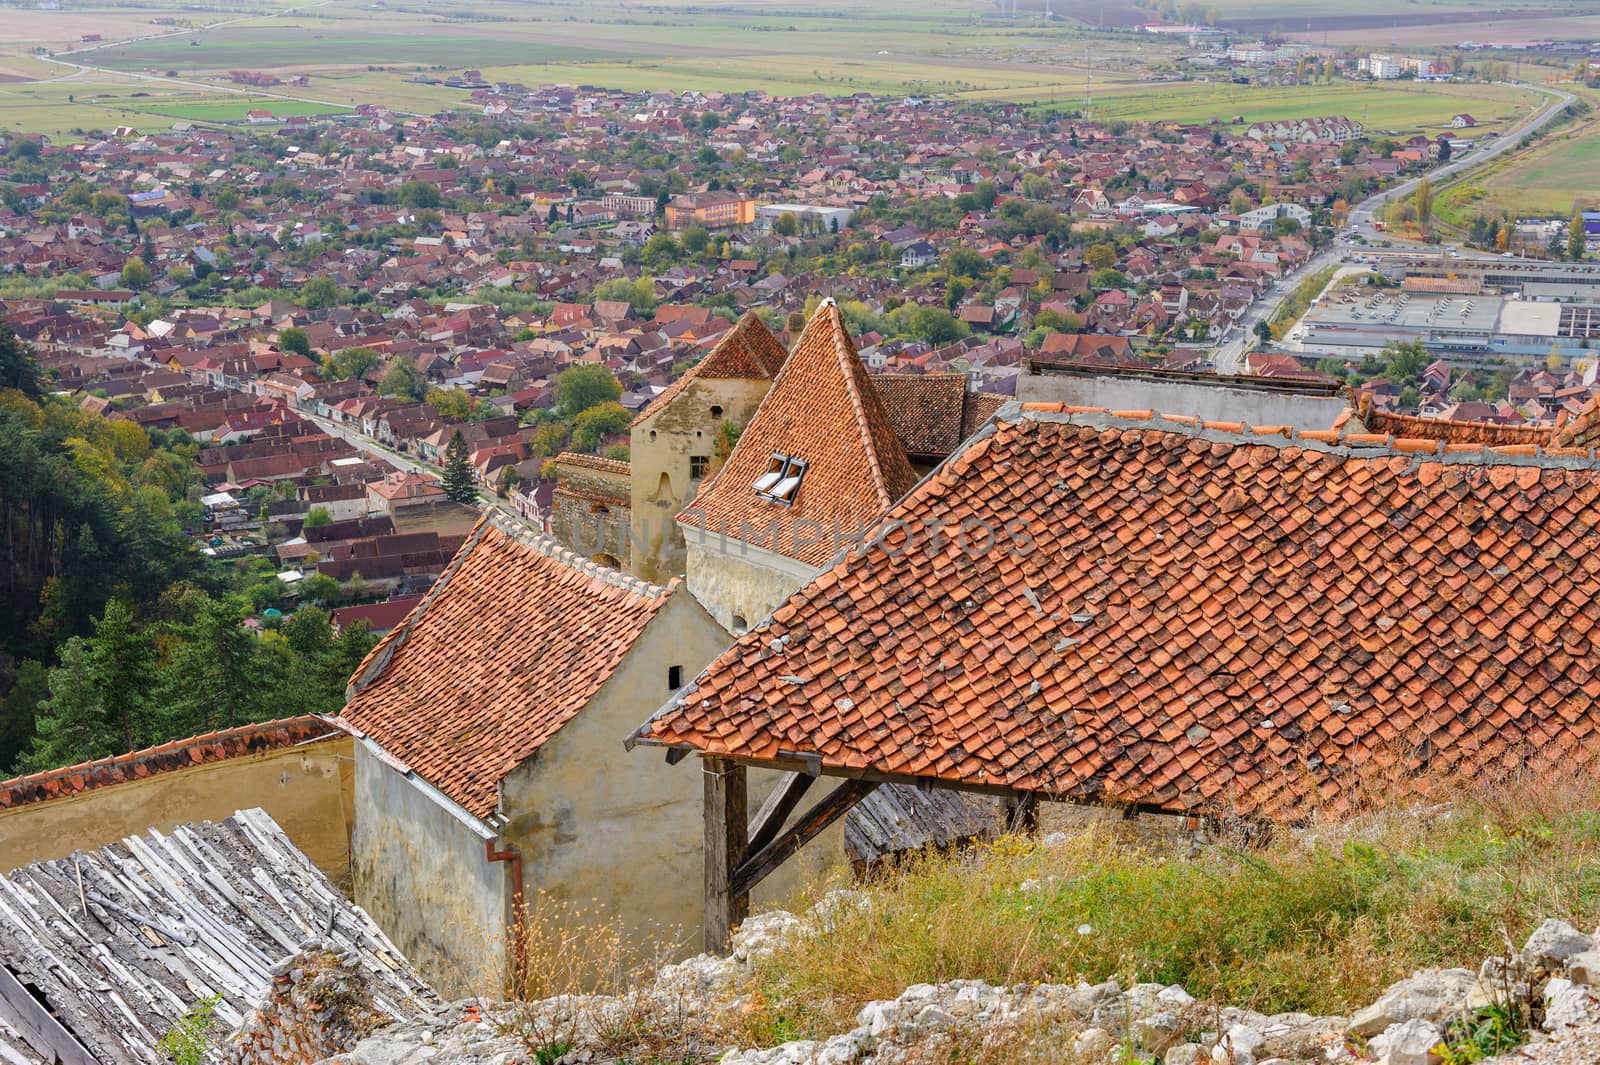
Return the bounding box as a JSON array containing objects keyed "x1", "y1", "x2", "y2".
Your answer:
[{"x1": 1211, "y1": 82, "x2": 1577, "y2": 375}]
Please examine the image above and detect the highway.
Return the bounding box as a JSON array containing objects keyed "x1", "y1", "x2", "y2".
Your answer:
[{"x1": 1211, "y1": 82, "x2": 1577, "y2": 374}]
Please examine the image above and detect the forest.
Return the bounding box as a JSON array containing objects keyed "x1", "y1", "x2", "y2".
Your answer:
[{"x1": 0, "y1": 322, "x2": 373, "y2": 774}]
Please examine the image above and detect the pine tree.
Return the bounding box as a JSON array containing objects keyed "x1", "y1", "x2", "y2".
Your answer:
[
  {"x1": 441, "y1": 430, "x2": 478, "y2": 504},
  {"x1": 90, "y1": 598, "x2": 154, "y2": 753},
  {"x1": 0, "y1": 319, "x2": 41, "y2": 397},
  {"x1": 23, "y1": 639, "x2": 111, "y2": 772}
]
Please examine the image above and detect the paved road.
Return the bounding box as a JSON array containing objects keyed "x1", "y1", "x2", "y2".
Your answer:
[
  {"x1": 305, "y1": 411, "x2": 498, "y2": 509},
  {"x1": 1212, "y1": 82, "x2": 1577, "y2": 374},
  {"x1": 304, "y1": 412, "x2": 433, "y2": 476}
]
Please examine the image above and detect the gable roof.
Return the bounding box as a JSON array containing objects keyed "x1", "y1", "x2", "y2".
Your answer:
[
  {"x1": 0, "y1": 809, "x2": 433, "y2": 1065},
  {"x1": 629, "y1": 311, "x2": 789, "y2": 428},
  {"x1": 341, "y1": 511, "x2": 673, "y2": 819},
  {"x1": 636, "y1": 402, "x2": 1600, "y2": 819},
  {"x1": 677, "y1": 300, "x2": 919, "y2": 567}
]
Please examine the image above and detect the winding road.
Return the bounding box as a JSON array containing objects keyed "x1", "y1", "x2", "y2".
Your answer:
[{"x1": 1211, "y1": 82, "x2": 1577, "y2": 375}]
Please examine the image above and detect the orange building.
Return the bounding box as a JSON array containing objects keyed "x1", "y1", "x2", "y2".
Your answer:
[{"x1": 663, "y1": 191, "x2": 755, "y2": 230}]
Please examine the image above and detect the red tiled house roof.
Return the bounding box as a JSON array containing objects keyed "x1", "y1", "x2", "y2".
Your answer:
[
  {"x1": 872, "y1": 373, "x2": 1010, "y2": 459},
  {"x1": 630, "y1": 311, "x2": 790, "y2": 428},
  {"x1": 0, "y1": 717, "x2": 338, "y2": 810},
  {"x1": 636, "y1": 403, "x2": 1600, "y2": 819},
  {"x1": 677, "y1": 300, "x2": 918, "y2": 567},
  {"x1": 341, "y1": 512, "x2": 673, "y2": 819}
]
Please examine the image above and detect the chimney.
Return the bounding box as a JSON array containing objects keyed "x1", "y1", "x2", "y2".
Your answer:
[{"x1": 786, "y1": 312, "x2": 806, "y2": 335}]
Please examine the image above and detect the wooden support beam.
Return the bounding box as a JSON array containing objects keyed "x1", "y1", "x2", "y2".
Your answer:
[
  {"x1": 746, "y1": 772, "x2": 816, "y2": 856},
  {"x1": 731, "y1": 779, "x2": 877, "y2": 898},
  {"x1": 1004, "y1": 791, "x2": 1040, "y2": 834},
  {"x1": 703, "y1": 755, "x2": 748, "y2": 954}
]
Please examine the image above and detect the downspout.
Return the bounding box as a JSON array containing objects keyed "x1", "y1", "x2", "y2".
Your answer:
[{"x1": 484, "y1": 837, "x2": 526, "y2": 994}]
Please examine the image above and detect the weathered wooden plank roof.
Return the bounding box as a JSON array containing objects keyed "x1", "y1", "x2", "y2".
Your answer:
[
  {"x1": 845, "y1": 784, "x2": 1001, "y2": 865},
  {"x1": 0, "y1": 808, "x2": 434, "y2": 1065}
]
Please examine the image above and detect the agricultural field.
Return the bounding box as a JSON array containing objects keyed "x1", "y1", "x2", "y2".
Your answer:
[
  {"x1": 0, "y1": 0, "x2": 1562, "y2": 138},
  {"x1": 1044, "y1": 79, "x2": 1541, "y2": 134},
  {"x1": 1435, "y1": 86, "x2": 1600, "y2": 223}
]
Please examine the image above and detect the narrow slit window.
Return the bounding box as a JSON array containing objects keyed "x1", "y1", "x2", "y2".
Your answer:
[{"x1": 668, "y1": 665, "x2": 684, "y2": 690}]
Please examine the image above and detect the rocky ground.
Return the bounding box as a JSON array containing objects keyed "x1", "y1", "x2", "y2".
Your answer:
[{"x1": 233, "y1": 899, "x2": 1600, "y2": 1065}]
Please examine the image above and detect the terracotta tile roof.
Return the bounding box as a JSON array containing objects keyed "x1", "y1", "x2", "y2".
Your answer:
[
  {"x1": 556, "y1": 450, "x2": 632, "y2": 476},
  {"x1": 342, "y1": 512, "x2": 673, "y2": 819},
  {"x1": 677, "y1": 300, "x2": 919, "y2": 567},
  {"x1": 962, "y1": 390, "x2": 1008, "y2": 439},
  {"x1": 630, "y1": 312, "x2": 789, "y2": 428},
  {"x1": 0, "y1": 717, "x2": 338, "y2": 810},
  {"x1": 872, "y1": 374, "x2": 1011, "y2": 458},
  {"x1": 1363, "y1": 406, "x2": 1551, "y2": 447},
  {"x1": 872, "y1": 373, "x2": 967, "y2": 456},
  {"x1": 1552, "y1": 393, "x2": 1600, "y2": 450},
  {"x1": 636, "y1": 403, "x2": 1600, "y2": 819}
]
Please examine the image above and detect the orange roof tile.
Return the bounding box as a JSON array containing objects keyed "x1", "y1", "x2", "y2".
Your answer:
[
  {"x1": 677, "y1": 300, "x2": 919, "y2": 567},
  {"x1": 636, "y1": 405, "x2": 1600, "y2": 818},
  {"x1": 630, "y1": 311, "x2": 790, "y2": 428},
  {"x1": 343, "y1": 512, "x2": 673, "y2": 819},
  {"x1": 1552, "y1": 393, "x2": 1600, "y2": 451},
  {"x1": 1365, "y1": 407, "x2": 1550, "y2": 447},
  {"x1": 0, "y1": 717, "x2": 339, "y2": 810}
]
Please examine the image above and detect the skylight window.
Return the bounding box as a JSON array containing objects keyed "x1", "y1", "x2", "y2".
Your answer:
[
  {"x1": 756, "y1": 454, "x2": 807, "y2": 505},
  {"x1": 753, "y1": 454, "x2": 788, "y2": 495}
]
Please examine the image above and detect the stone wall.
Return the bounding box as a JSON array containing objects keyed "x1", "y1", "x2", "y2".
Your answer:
[
  {"x1": 0, "y1": 732, "x2": 353, "y2": 882},
  {"x1": 683, "y1": 536, "x2": 823, "y2": 633},
  {"x1": 499, "y1": 590, "x2": 847, "y2": 961},
  {"x1": 629, "y1": 375, "x2": 771, "y2": 583},
  {"x1": 222, "y1": 946, "x2": 421, "y2": 1065},
  {"x1": 549, "y1": 454, "x2": 633, "y2": 568}
]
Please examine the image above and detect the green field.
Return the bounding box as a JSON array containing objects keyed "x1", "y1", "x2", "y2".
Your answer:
[
  {"x1": 90, "y1": 27, "x2": 625, "y2": 72},
  {"x1": 1044, "y1": 80, "x2": 1541, "y2": 134},
  {"x1": 133, "y1": 97, "x2": 348, "y2": 121},
  {"x1": 0, "y1": 0, "x2": 1559, "y2": 137},
  {"x1": 1436, "y1": 86, "x2": 1600, "y2": 222}
]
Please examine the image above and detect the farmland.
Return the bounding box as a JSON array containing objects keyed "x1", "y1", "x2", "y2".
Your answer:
[
  {"x1": 0, "y1": 0, "x2": 1562, "y2": 142},
  {"x1": 1435, "y1": 86, "x2": 1600, "y2": 223}
]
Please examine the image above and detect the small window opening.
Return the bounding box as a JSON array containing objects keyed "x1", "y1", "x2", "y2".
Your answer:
[
  {"x1": 690, "y1": 454, "x2": 709, "y2": 480},
  {"x1": 668, "y1": 665, "x2": 684, "y2": 690},
  {"x1": 710, "y1": 404, "x2": 724, "y2": 418}
]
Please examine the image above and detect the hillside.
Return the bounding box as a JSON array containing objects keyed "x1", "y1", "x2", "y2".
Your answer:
[{"x1": 187, "y1": 770, "x2": 1600, "y2": 1064}]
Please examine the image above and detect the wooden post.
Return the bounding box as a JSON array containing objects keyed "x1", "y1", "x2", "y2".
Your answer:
[
  {"x1": 1004, "y1": 791, "x2": 1040, "y2": 835},
  {"x1": 703, "y1": 755, "x2": 748, "y2": 954}
]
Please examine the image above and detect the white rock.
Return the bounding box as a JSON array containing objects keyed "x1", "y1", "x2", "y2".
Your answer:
[
  {"x1": 1544, "y1": 977, "x2": 1600, "y2": 1032},
  {"x1": 1159, "y1": 985, "x2": 1198, "y2": 1007},
  {"x1": 1347, "y1": 969, "x2": 1477, "y2": 1038},
  {"x1": 1211, "y1": 1024, "x2": 1265, "y2": 1065},
  {"x1": 1568, "y1": 950, "x2": 1600, "y2": 986},
  {"x1": 1369, "y1": 1018, "x2": 1442, "y2": 1065},
  {"x1": 1522, "y1": 919, "x2": 1594, "y2": 972},
  {"x1": 1076, "y1": 1026, "x2": 1117, "y2": 1061},
  {"x1": 1165, "y1": 1044, "x2": 1204, "y2": 1065}
]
